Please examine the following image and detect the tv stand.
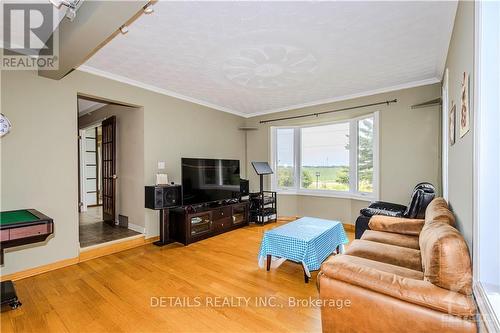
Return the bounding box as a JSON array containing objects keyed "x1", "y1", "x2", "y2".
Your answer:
[{"x1": 170, "y1": 201, "x2": 250, "y2": 245}]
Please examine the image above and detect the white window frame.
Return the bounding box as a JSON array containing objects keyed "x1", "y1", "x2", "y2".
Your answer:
[
  {"x1": 473, "y1": 2, "x2": 500, "y2": 331},
  {"x1": 270, "y1": 112, "x2": 379, "y2": 201}
]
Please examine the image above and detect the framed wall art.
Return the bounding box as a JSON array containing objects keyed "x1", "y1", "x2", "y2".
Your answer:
[
  {"x1": 459, "y1": 72, "x2": 470, "y2": 138},
  {"x1": 449, "y1": 103, "x2": 456, "y2": 146}
]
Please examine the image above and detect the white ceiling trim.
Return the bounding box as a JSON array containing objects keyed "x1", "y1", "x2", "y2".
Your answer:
[
  {"x1": 77, "y1": 65, "x2": 247, "y2": 117},
  {"x1": 79, "y1": 65, "x2": 441, "y2": 119},
  {"x1": 246, "y1": 77, "x2": 442, "y2": 118}
]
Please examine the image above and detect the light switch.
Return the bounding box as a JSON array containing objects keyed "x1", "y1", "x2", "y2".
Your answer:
[{"x1": 158, "y1": 161, "x2": 166, "y2": 170}]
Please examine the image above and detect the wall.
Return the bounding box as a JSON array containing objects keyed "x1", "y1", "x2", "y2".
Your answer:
[
  {"x1": 0, "y1": 60, "x2": 448, "y2": 276},
  {"x1": 245, "y1": 83, "x2": 442, "y2": 225},
  {"x1": 79, "y1": 104, "x2": 145, "y2": 231},
  {"x1": 443, "y1": 1, "x2": 474, "y2": 248},
  {"x1": 0, "y1": 69, "x2": 246, "y2": 275}
]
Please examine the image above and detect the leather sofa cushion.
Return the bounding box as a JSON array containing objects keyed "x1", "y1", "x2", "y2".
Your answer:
[
  {"x1": 344, "y1": 239, "x2": 422, "y2": 271},
  {"x1": 320, "y1": 256, "x2": 477, "y2": 318},
  {"x1": 369, "y1": 216, "x2": 424, "y2": 236},
  {"x1": 419, "y1": 221, "x2": 473, "y2": 295},
  {"x1": 319, "y1": 276, "x2": 477, "y2": 333},
  {"x1": 361, "y1": 230, "x2": 420, "y2": 249},
  {"x1": 425, "y1": 198, "x2": 455, "y2": 226},
  {"x1": 322, "y1": 254, "x2": 423, "y2": 280}
]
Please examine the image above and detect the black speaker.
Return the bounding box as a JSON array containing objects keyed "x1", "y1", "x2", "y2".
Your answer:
[
  {"x1": 145, "y1": 185, "x2": 182, "y2": 210},
  {"x1": 240, "y1": 179, "x2": 249, "y2": 196}
]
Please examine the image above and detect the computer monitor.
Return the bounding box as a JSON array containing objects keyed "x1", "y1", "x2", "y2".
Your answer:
[{"x1": 251, "y1": 162, "x2": 273, "y2": 175}]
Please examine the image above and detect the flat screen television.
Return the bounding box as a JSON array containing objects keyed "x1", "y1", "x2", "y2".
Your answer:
[{"x1": 182, "y1": 158, "x2": 240, "y2": 205}]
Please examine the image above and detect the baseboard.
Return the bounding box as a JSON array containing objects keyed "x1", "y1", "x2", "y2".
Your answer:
[
  {"x1": 128, "y1": 223, "x2": 146, "y2": 234},
  {"x1": 278, "y1": 216, "x2": 300, "y2": 221},
  {"x1": 0, "y1": 257, "x2": 79, "y2": 282},
  {"x1": 80, "y1": 234, "x2": 144, "y2": 251},
  {"x1": 79, "y1": 235, "x2": 158, "y2": 262},
  {"x1": 1, "y1": 235, "x2": 160, "y2": 282}
]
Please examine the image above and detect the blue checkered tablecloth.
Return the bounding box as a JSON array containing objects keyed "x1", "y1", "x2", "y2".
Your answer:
[{"x1": 258, "y1": 217, "x2": 349, "y2": 272}]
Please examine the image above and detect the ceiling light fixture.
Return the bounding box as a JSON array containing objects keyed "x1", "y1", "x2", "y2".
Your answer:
[
  {"x1": 143, "y1": 3, "x2": 154, "y2": 14},
  {"x1": 49, "y1": 0, "x2": 83, "y2": 21},
  {"x1": 120, "y1": 25, "x2": 129, "y2": 34},
  {"x1": 49, "y1": 0, "x2": 67, "y2": 8}
]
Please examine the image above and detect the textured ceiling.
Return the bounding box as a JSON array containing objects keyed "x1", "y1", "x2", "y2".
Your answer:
[{"x1": 81, "y1": 1, "x2": 456, "y2": 117}]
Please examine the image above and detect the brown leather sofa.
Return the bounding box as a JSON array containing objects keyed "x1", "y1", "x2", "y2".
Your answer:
[{"x1": 318, "y1": 198, "x2": 477, "y2": 333}]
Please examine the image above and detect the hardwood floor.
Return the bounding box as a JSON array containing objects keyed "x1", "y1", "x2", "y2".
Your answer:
[{"x1": 1, "y1": 220, "x2": 353, "y2": 333}]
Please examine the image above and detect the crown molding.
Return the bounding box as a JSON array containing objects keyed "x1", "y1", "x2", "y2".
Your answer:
[
  {"x1": 77, "y1": 65, "x2": 247, "y2": 118},
  {"x1": 245, "y1": 77, "x2": 442, "y2": 118},
  {"x1": 78, "y1": 65, "x2": 441, "y2": 119}
]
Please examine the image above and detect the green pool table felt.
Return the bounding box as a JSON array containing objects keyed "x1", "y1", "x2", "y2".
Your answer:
[{"x1": 0, "y1": 210, "x2": 39, "y2": 225}]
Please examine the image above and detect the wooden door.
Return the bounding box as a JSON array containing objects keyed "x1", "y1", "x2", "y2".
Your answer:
[{"x1": 101, "y1": 116, "x2": 116, "y2": 224}]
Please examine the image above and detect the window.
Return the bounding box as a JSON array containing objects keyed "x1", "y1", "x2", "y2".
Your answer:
[
  {"x1": 272, "y1": 113, "x2": 378, "y2": 199},
  {"x1": 301, "y1": 123, "x2": 350, "y2": 191},
  {"x1": 276, "y1": 128, "x2": 296, "y2": 188},
  {"x1": 474, "y1": 2, "x2": 500, "y2": 329},
  {"x1": 357, "y1": 117, "x2": 374, "y2": 193}
]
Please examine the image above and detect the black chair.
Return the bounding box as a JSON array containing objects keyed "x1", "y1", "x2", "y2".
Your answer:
[{"x1": 354, "y1": 182, "x2": 436, "y2": 239}]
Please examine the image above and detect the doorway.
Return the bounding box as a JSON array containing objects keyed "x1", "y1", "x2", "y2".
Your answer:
[{"x1": 77, "y1": 95, "x2": 144, "y2": 248}]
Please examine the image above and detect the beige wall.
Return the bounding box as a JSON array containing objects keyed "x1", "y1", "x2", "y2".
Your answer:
[
  {"x1": 245, "y1": 83, "x2": 442, "y2": 225},
  {"x1": 1, "y1": 69, "x2": 246, "y2": 275},
  {"x1": 79, "y1": 104, "x2": 145, "y2": 230},
  {"x1": 0, "y1": 58, "x2": 445, "y2": 276},
  {"x1": 1, "y1": 71, "x2": 80, "y2": 276},
  {"x1": 443, "y1": 1, "x2": 474, "y2": 249}
]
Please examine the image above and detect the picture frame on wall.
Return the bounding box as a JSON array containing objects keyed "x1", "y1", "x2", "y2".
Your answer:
[
  {"x1": 459, "y1": 72, "x2": 470, "y2": 138},
  {"x1": 449, "y1": 103, "x2": 456, "y2": 146}
]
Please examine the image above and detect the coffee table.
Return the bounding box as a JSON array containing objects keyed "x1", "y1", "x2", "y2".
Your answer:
[{"x1": 258, "y1": 217, "x2": 348, "y2": 283}]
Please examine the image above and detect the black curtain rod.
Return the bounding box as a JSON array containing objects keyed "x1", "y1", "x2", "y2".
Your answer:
[{"x1": 259, "y1": 99, "x2": 397, "y2": 124}]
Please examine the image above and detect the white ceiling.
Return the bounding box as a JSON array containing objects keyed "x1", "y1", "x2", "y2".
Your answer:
[
  {"x1": 78, "y1": 97, "x2": 107, "y2": 116},
  {"x1": 81, "y1": 1, "x2": 457, "y2": 117}
]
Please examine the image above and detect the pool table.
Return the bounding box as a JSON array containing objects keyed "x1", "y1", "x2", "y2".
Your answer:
[{"x1": 0, "y1": 209, "x2": 54, "y2": 309}]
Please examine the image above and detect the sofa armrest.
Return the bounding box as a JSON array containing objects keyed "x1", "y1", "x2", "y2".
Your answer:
[
  {"x1": 360, "y1": 201, "x2": 407, "y2": 218},
  {"x1": 368, "y1": 215, "x2": 424, "y2": 236},
  {"x1": 320, "y1": 256, "x2": 476, "y2": 317},
  {"x1": 369, "y1": 201, "x2": 408, "y2": 211}
]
